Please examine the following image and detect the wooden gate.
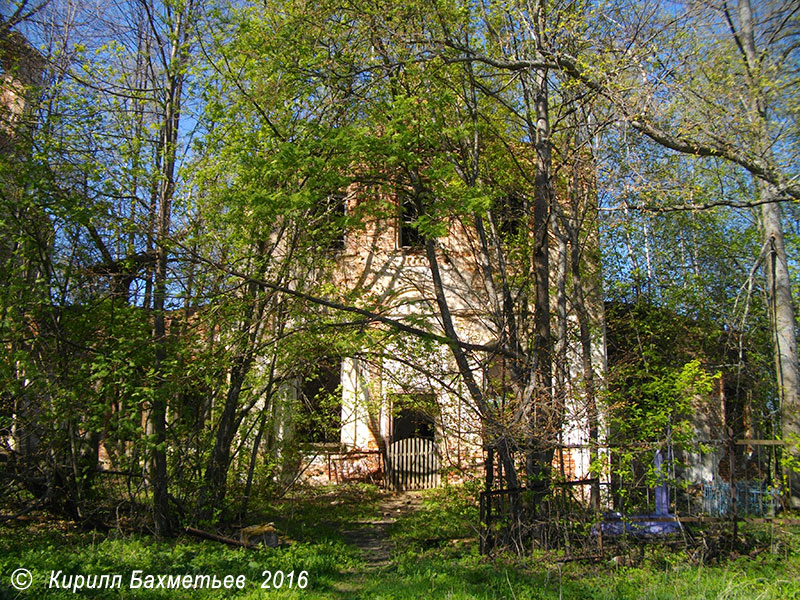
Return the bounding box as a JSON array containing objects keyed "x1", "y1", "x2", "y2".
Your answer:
[{"x1": 385, "y1": 437, "x2": 441, "y2": 491}]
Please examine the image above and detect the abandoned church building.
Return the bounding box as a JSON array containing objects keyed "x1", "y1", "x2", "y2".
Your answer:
[{"x1": 268, "y1": 183, "x2": 609, "y2": 493}]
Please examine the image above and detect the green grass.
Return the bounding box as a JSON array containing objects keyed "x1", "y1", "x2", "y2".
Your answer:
[
  {"x1": 2, "y1": 483, "x2": 800, "y2": 599},
  {"x1": 352, "y1": 549, "x2": 800, "y2": 599},
  {"x1": 261, "y1": 482, "x2": 386, "y2": 543},
  {"x1": 388, "y1": 482, "x2": 481, "y2": 546},
  {"x1": 0, "y1": 524, "x2": 358, "y2": 599}
]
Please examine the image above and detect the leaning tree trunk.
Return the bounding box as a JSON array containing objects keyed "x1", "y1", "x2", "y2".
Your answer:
[
  {"x1": 418, "y1": 188, "x2": 521, "y2": 490},
  {"x1": 196, "y1": 358, "x2": 251, "y2": 521}
]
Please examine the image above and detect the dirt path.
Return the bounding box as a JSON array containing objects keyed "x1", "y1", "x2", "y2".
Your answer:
[{"x1": 341, "y1": 491, "x2": 425, "y2": 567}]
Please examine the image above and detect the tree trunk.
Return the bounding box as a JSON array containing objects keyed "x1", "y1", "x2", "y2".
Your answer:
[
  {"x1": 524, "y1": 0, "x2": 554, "y2": 486},
  {"x1": 761, "y1": 192, "x2": 800, "y2": 498},
  {"x1": 196, "y1": 359, "x2": 250, "y2": 521},
  {"x1": 734, "y1": 0, "x2": 800, "y2": 502},
  {"x1": 150, "y1": 142, "x2": 172, "y2": 536},
  {"x1": 148, "y1": 0, "x2": 196, "y2": 536},
  {"x1": 196, "y1": 238, "x2": 272, "y2": 521}
]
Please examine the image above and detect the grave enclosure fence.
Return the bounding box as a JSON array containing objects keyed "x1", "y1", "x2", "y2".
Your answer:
[{"x1": 479, "y1": 439, "x2": 794, "y2": 556}]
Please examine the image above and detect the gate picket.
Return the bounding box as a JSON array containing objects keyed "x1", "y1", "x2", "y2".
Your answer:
[{"x1": 386, "y1": 437, "x2": 441, "y2": 491}]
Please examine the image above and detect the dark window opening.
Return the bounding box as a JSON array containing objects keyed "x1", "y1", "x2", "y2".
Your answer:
[
  {"x1": 297, "y1": 361, "x2": 341, "y2": 444},
  {"x1": 393, "y1": 408, "x2": 435, "y2": 442},
  {"x1": 399, "y1": 197, "x2": 423, "y2": 249},
  {"x1": 322, "y1": 193, "x2": 346, "y2": 251},
  {"x1": 494, "y1": 194, "x2": 524, "y2": 238}
]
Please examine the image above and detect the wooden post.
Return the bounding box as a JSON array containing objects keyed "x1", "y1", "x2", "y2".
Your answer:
[
  {"x1": 729, "y1": 428, "x2": 738, "y2": 547},
  {"x1": 486, "y1": 446, "x2": 495, "y2": 490},
  {"x1": 484, "y1": 446, "x2": 495, "y2": 554}
]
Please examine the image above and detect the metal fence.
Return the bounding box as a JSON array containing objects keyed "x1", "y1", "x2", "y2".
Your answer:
[{"x1": 479, "y1": 438, "x2": 792, "y2": 555}]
